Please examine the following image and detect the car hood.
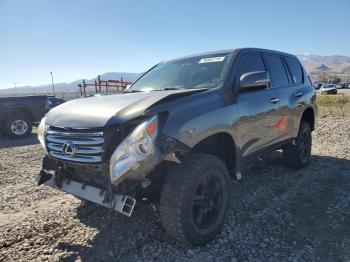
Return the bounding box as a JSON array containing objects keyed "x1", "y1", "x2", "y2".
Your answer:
[{"x1": 45, "y1": 90, "x2": 201, "y2": 129}]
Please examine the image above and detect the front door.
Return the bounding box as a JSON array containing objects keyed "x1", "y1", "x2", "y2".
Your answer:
[{"x1": 235, "y1": 53, "x2": 280, "y2": 157}]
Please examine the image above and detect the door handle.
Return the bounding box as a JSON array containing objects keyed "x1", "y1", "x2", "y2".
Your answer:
[
  {"x1": 294, "y1": 91, "x2": 303, "y2": 97},
  {"x1": 269, "y1": 98, "x2": 279, "y2": 104}
]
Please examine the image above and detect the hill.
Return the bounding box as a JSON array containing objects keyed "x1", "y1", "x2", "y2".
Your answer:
[
  {"x1": 0, "y1": 72, "x2": 141, "y2": 95},
  {"x1": 297, "y1": 53, "x2": 350, "y2": 78}
]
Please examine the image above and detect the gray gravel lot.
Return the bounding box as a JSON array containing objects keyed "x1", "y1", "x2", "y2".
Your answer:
[{"x1": 0, "y1": 117, "x2": 350, "y2": 261}]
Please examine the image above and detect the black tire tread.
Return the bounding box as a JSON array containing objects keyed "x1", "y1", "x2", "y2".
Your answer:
[
  {"x1": 160, "y1": 153, "x2": 229, "y2": 245},
  {"x1": 283, "y1": 121, "x2": 311, "y2": 169}
]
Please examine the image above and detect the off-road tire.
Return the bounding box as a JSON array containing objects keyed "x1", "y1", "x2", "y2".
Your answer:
[
  {"x1": 160, "y1": 153, "x2": 230, "y2": 245},
  {"x1": 283, "y1": 121, "x2": 312, "y2": 168},
  {"x1": 4, "y1": 114, "x2": 32, "y2": 139}
]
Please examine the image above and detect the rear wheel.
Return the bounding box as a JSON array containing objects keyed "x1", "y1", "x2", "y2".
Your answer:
[
  {"x1": 4, "y1": 114, "x2": 32, "y2": 139},
  {"x1": 160, "y1": 154, "x2": 230, "y2": 245},
  {"x1": 283, "y1": 121, "x2": 312, "y2": 168}
]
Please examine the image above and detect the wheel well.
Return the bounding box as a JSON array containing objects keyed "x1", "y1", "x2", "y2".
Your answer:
[
  {"x1": 192, "y1": 133, "x2": 236, "y2": 172},
  {"x1": 301, "y1": 108, "x2": 315, "y2": 131},
  {"x1": 7, "y1": 108, "x2": 34, "y2": 122}
]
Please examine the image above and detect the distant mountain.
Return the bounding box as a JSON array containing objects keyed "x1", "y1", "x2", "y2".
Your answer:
[
  {"x1": 341, "y1": 65, "x2": 350, "y2": 74},
  {"x1": 297, "y1": 53, "x2": 350, "y2": 77},
  {"x1": 0, "y1": 72, "x2": 141, "y2": 95},
  {"x1": 315, "y1": 64, "x2": 330, "y2": 70},
  {"x1": 298, "y1": 53, "x2": 350, "y2": 66},
  {"x1": 97, "y1": 72, "x2": 141, "y2": 82}
]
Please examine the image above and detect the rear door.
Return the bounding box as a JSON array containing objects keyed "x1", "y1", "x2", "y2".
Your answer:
[
  {"x1": 263, "y1": 54, "x2": 294, "y2": 142},
  {"x1": 236, "y1": 53, "x2": 280, "y2": 157},
  {"x1": 284, "y1": 56, "x2": 307, "y2": 137}
]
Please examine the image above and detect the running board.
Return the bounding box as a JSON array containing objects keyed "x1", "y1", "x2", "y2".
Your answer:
[{"x1": 38, "y1": 174, "x2": 136, "y2": 217}]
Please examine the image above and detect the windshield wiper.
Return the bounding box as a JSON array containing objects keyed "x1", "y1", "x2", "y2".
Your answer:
[
  {"x1": 124, "y1": 90, "x2": 143, "y2": 93},
  {"x1": 161, "y1": 87, "x2": 184, "y2": 91},
  {"x1": 149, "y1": 87, "x2": 184, "y2": 92}
]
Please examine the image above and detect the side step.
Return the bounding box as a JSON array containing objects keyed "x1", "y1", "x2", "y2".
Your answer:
[{"x1": 39, "y1": 174, "x2": 136, "y2": 217}]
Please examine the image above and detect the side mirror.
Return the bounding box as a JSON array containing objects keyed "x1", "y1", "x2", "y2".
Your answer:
[{"x1": 239, "y1": 71, "x2": 269, "y2": 93}]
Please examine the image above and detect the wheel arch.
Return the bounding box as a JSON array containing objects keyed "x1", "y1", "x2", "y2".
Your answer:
[
  {"x1": 300, "y1": 107, "x2": 315, "y2": 131},
  {"x1": 191, "y1": 132, "x2": 237, "y2": 173},
  {"x1": 6, "y1": 108, "x2": 34, "y2": 122}
]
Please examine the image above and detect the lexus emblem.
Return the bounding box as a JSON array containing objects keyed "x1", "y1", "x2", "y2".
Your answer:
[{"x1": 62, "y1": 141, "x2": 76, "y2": 157}]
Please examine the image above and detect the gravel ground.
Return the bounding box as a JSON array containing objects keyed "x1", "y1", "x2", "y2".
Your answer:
[{"x1": 0, "y1": 117, "x2": 350, "y2": 261}]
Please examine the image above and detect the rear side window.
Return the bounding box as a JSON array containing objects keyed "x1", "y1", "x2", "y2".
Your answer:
[
  {"x1": 265, "y1": 55, "x2": 289, "y2": 87},
  {"x1": 238, "y1": 53, "x2": 266, "y2": 79},
  {"x1": 285, "y1": 56, "x2": 304, "y2": 84}
]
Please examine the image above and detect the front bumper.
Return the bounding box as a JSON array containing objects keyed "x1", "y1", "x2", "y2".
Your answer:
[{"x1": 37, "y1": 170, "x2": 136, "y2": 217}]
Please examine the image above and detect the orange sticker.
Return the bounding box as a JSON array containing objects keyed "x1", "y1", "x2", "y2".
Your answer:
[
  {"x1": 275, "y1": 117, "x2": 287, "y2": 135},
  {"x1": 275, "y1": 116, "x2": 286, "y2": 129}
]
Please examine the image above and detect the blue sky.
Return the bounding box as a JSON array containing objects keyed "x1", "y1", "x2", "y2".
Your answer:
[{"x1": 0, "y1": 0, "x2": 349, "y2": 88}]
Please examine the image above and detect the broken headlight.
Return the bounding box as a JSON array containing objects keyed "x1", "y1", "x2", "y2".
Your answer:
[
  {"x1": 109, "y1": 115, "x2": 158, "y2": 185},
  {"x1": 37, "y1": 117, "x2": 47, "y2": 151}
]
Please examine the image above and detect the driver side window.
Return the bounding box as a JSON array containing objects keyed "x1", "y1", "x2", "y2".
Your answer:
[{"x1": 239, "y1": 53, "x2": 266, "y2": 81}]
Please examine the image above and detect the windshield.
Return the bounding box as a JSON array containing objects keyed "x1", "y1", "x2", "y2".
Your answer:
[{"x1": 126, "y1": 52, "x2": 233, "y2": 92}]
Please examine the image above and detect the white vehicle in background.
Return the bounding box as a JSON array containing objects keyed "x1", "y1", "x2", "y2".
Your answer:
[
  {"x1": 320, "y1": 84, "x2": 337, "y2": 95},
  {"x1": 336, "y1": 84, "x2": 343, "y2": 89}
]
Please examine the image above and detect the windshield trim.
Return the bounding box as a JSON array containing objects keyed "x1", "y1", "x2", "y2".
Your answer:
[{"x1": 126, "y1": 51, "x2": 235, "y2": 93}]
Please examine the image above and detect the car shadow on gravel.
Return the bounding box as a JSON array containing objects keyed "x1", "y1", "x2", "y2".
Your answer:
[
  {"x1": 56, "y1": 153, "x2": 350, "y2": 262},
  {"x1": 0, "y1": 133, "x2": 39, "y2": 149}
]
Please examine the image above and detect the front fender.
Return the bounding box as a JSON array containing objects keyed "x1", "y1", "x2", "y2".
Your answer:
[{"x1": 163, "y1": 105, "x2": 238, "y2": 148}]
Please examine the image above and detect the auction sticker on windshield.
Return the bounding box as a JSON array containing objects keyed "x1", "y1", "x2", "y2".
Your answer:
[{"x1": 198, "y1": 57, "x2": 225, "y2": 63}]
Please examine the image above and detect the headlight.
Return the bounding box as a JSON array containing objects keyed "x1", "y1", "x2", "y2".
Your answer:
[
  {"x1": 37, "y1": 117, "x2": 47, "y2": 151},
  {"x1": 109, "y1": 115, "x2": 158, "y2": 185}
]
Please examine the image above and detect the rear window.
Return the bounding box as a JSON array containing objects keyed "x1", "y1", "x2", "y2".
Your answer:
[
  {"x1": 285, "y1": 56, "x2": 304, "y2": 84},
  {"x1": 265, "y1": 55, "x2": 290, "y2": 87}
]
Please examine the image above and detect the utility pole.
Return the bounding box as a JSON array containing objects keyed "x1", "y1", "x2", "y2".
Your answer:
[
  {"x1": 14, "y1": 82, "x2": 17, "y2": 95},
  {"x1": 50, "y1": 72, "x2": 55, "y2": 94}
]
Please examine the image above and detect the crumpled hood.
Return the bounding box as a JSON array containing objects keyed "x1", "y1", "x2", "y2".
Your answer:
[{"x1": 45, "y1": 90, "x2": 198, "y2": 129}]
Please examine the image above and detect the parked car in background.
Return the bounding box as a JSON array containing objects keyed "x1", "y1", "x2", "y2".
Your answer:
[
  {"x1": 335, "y1": 83, "x2": 349, "y2": 89},
  {"x1": 47, "y1": 95, "x2": 65, "y2": 110},
  {"x1": 37, "y1": 48, "x2": 316, "y2": 245},
  {"x1": 320, "y1": 84, "x2": 337, "y2": 94},
  {"x1": 0, "y1": 96, "x2": 48, "y2": 138},
  {"x1": 336, "y1": 84, "x2": 343, "y2": 89}
]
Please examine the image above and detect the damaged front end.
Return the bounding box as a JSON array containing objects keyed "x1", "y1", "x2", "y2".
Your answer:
[
  {"x1": 37, "y1": 114, "x2": 189, "y2": 217},
  {"x1": 109, "y1": 115, "x2": 162, "y2": 185},
  {"x1": 38, "y1": 161, "x2": 136, "y2": 216}
]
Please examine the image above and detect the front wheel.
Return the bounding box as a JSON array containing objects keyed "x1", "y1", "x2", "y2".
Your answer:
[
  {"x1": 160, "y1": 154, "x2": 230, "y2": 245},
  {"x1": 283, "y1": 121, "x2": 312, "y2": 168}
]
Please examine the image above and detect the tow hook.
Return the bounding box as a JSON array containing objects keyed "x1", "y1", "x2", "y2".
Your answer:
[{"x1": 113, "y1": 195, "x2": 136, "y2": 217}]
